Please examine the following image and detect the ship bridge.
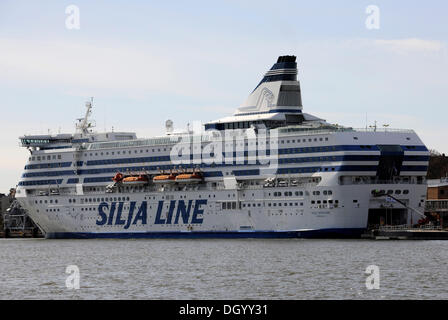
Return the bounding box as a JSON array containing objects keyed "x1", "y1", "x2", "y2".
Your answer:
[
  {"x1": 20, "y1": 134, "x2": 73, "y2": 150},
  {"x1": 20, "y1": 98, "x2": 137, "y2": 152}
]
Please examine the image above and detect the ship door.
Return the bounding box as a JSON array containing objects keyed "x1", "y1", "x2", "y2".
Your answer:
[
  {"x1": 367, "y1": 208, "x2": 408, "y2": 228},
  {"x1": 214, "y1": 202, "x2": 221, "y2": 214}
]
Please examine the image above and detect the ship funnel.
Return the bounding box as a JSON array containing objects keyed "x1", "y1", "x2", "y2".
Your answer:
[{"x1": 235, "y1": 55, "x2": 303, "y2": 116}]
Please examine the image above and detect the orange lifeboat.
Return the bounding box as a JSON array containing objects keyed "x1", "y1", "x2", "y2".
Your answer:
[
  {"x1": 153, "y1": 174, "x2": 176, "y2": 184},
  {"x1": 175, "y1": 173, "x2": 203, "y2": 184},
  {"x1": 121, "y1": 175, "x2": 149, "y2": 185}
]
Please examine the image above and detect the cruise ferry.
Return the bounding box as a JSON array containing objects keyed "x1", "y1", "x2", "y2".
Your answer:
[{"x1": 15, "y1": 56, "x2": 429, "y2": 239}]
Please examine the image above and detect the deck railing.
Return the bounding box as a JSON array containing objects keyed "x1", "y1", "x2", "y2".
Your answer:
[
  {"x1": 425, "y1": 200, "x2": 448, "y2": 211},
  {"x1": 377, "y1": 224, "x2": 443, "y2": 231}
]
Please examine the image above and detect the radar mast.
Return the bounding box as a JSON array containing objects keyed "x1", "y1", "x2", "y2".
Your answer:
[{"x1": 76, "y1": 97, "x2": 95, "y2": 134}]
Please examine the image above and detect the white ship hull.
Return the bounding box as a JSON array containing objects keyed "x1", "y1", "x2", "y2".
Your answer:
[
  {"x1": 14, "y1": 55, "x2": 430, "y2": 239},
  {"x1": 16, "y1": 181, "x2": 427, "y2": 239}
]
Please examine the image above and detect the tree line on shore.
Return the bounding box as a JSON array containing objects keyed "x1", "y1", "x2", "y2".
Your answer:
[{"x1": 427, "y1": 150, "x2": 448, "y2": 180}]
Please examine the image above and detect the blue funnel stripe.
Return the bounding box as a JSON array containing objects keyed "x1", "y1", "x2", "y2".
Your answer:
[
  {"x1": 235, "y1": 109, "x2": 303, "y2": 116},
  {"x1": 252, "y1": 73, "x2": 297, "y2": 93},
  {"x1": 250, "y1": 55, "x2": 298, "y2": 92}
]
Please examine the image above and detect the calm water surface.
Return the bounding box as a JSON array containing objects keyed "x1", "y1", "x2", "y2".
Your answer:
[{"x1": 0, "y1": 239, "x2": 447, "y2": 299}]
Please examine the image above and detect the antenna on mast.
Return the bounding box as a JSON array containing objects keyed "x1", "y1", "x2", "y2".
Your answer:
[{"x1": 76, "y1": 97, "x2": 95, "y2": 134}]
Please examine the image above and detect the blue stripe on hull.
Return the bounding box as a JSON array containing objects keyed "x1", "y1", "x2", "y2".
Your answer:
[{"x1": 46, "y1": 228, "x2": 365, "y2": 239}]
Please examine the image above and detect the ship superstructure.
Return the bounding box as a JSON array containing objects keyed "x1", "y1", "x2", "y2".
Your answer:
[{"x1": 15, "y1": 56, "x2": 429, "y2": 238}]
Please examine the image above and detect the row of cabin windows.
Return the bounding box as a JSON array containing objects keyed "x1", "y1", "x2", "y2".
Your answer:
[
  {"x1": 280, "y1": 137, "x2": 329, "y2": 143},
  {"x1": 69, "y1": 194, "x2": 221, "y2": 203},
  {"x1": 222, "y1": 202, "x2": 240, "y2": 210},
  {"x1": 273, "y1": 191, "x2": 304, "y2": 197},
  {"x1": 312, "y1": 190, "x2": 333, "y2": 196},
  {"x1": 84, "y1": 148, "x2": 169, "y2": 157},
  {"x1": 82, "y1": 136, "x2": 332, "y2": 158},
  {"x1": 222, "y1": 202, "x2": 305, "y2": 209},
  {"x1": 221, "y1": 137, "x2": 330, "y2": 147},
  {"x1": 223, "y1": 122, "x2": 259, "y2": 130},
  {"x1": 311, "y1": 200, "x2": 339, "y2": 205},
  {"x1": 271, "y1": 190, "x2": 332, "y2": 197},
  {"x1": 268, "y1": 202, "x2": 304, "y2": 207},
  {"x1": 35, "y1": 199, "x2": 59, "y2": 204},
  {"x1": 30, "y1": 155, "x2": 62, "y2": 161},
  {"x1": 371, "y1": 189, "x2": 410, "y2": 195},
  {"x1": 69, "y1": 196, "x2": 131, "y2": 204}
]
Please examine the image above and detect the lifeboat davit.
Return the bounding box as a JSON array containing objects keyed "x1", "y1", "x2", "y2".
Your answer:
[
  {"x1": 153, "y1": 174, "x2": 176, "y2": 184},
  {"x1": 175, "y1": 173, "x2": 203, "y2": 184},
  {"x1": 121, "y1": 175, "x2": 149, "y2": 185}
]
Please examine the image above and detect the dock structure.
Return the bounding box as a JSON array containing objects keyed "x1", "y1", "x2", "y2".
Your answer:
[
  {"x1": 362, "y1": 225, "x2": 448, "y2": 240},
  {"x1": 0, "y1": 190, "x2": 13, "y2": 233},
  {"x1": 1, "y1": 189, "x2": 43, "y2": 238},
  {"x1": 425, "y1": 178, "x2": 448, "y2": 228},
  {"x1": 361, "y1": 184, "x2": 448, "y2": 240}
]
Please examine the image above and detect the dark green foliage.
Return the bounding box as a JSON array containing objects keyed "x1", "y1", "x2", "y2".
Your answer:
[{"x1": 427, "y1": 149, "x2": 448, "y2": 179}]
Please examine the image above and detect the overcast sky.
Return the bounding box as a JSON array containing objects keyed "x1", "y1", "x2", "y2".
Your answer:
[{"x1": 0, "y1": 0, "x2": 447, "y2": 193}]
